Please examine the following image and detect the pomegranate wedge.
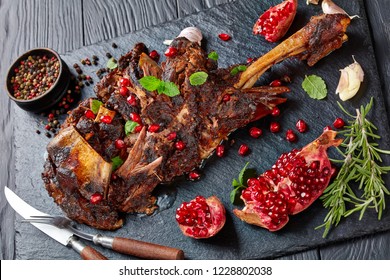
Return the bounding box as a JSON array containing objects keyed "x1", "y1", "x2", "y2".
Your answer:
[
  {"x1": 234, "y1": 130, "x2": 342, "y2": 231},
  {"x1": 253, "y1": 0, "x2": 298, "y2": 42}
]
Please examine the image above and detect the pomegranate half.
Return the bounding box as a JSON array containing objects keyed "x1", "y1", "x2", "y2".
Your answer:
[
  {"x1": 176, "y1": 195, "x2": 226, "y2": 239},
  {"x1": 234, "y1": 130, "x2": 342, "y2": 231},
  {"x1": 253, "y1": 0, "x2": 298, "y2": 42}
]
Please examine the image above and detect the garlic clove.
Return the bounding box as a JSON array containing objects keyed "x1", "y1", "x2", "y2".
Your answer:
[
  {"x1": 177, "y1": 27, "x2": 203, "y2": 45},
  {"x1": 306, "y1": 0, "x2": 319, "y2": 5},
  {"x1": 336, "y1": 56, "x2": 364, "y2": 101},
  {"x1": 322, "y1": 0, "x2": 359, "y2": 19}
]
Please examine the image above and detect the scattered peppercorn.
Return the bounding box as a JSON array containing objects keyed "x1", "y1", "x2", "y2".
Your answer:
[
  {"x1": 112, "y1": 43, "x2": 118, "y2": 48},
  {"x1": 106, "y1": 52, "x2": 112, "y2": 59}
]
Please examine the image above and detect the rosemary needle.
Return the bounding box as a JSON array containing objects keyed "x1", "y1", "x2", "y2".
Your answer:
[{"x1": 317, "y1": 97, "x2": 390, "y2": 237}]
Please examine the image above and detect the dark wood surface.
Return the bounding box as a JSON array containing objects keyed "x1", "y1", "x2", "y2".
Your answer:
[{"x1": 0, "y1": 0, "x2": 389, "y2": 260}]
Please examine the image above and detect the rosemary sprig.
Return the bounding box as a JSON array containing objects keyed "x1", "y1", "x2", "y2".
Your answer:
[{"x1": 317, "y1": 97, "x2": 390, "y2": 237}]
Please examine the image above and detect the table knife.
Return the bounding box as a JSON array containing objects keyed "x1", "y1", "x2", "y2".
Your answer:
[{"x1": 4, "y1": 186, "x2": 107, "y2": 260}]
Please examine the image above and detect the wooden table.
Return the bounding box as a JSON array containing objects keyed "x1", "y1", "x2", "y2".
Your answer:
[{"x1": 1, "y1": 0, "x2": 389, "y2": 260}]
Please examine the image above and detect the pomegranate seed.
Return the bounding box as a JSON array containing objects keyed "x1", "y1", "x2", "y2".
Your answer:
[
  {"x1": 133, "y1": 124, "x2": 142, "y2": 132},
  {"x1": 247, "y1": 178, "x2": 260, "y2": 188},
  {"x1": 119, "y1": 86, "x2": 129, "y2": 96},
  {"x1": 149, "y1": 50, "x2": 160, "y2": 61},
  {"x1": 247, "y1": 57, "x2": 254, "y2": 64},
  {"x1": 249, "y1": 127, "x2": 263, "y2": 138},
  {"x1": 218, "y1": 33, "x2": 231, "y2": 41},
  {"x1": 44, "y1": 124, "x2": 50, "y2": 130},
  {"x1": 216, "y1": 144, "x2": 225, "y2": 157},
  {"x1": 115, "y1": 139, "x2": 126, "y2": 149},
  {"x1": 333, "y1": 118, "x2": 345, "y2": 129},
  {"x1": 165, "y1": 46, "x2": 178, "y2": 57},
  {"x1": 270, "y1": 79, "x2": 282, "y2": 87},
  {"x1": 222, "y1": 94, "x2": 231, "y2": 102},
  {"x1": 286, "y1": 129, "x2": 297, "y2": 142},
  {"x1": 167, "y1": 132, "x2": 177, "y2": 141},
  {"x1": 90, "y1": 193, "x2": 103, "y2": 204},
  {"x1": 48, "y1": 113, "x2": 55, "y2": 119},
  {"x1": 270, "y1": 122, "x2": 281, "y2": 133},
  {"x1": 85, "y1": 110, "x2": 95, "y2": 119},
  {"x1": 323, "y1": 125, "x2": 332, "y2": 131},
  {"x1": 175, "y1": 140, "x2": 186, "y2": 151},
  {"x1": 120, "y1": 77, "x2": 131, "y2": 87},
  {"x1": 271, "y1": 107, "x2": 280, "y2": 117},
  {"x1": 188, "y1": 170, "x2": 201, "y2": 181},
  {"x1": 130, "y1": 112, "x2": 141, "y2": 123},
  {"x1": 100, "y1": 115, "x2": 112, "y2": 124},
  {"x1": 148, "y1": 124, "x2": 160, "y2": 133},
  {"x1": 296, "y1": 119, "x2": 308, "y2": 133},
  {"x1": 127, "y1": 95, "x2": 137, "y2": 106},
  {"x1": 111, "y1": 173, "x2": 118, "y2": 180},
  {"x1": 238, "y1": 144, "x2": 250, "y2": 156}
]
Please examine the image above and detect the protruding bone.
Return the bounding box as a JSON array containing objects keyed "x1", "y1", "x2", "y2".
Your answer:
[{"x1": 236, "y1": 14, "x2": 351, "y2": 89}]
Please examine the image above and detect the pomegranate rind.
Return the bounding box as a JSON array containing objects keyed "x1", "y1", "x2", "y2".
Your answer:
[
  {"x1": 253, "y1": 0, "x2": 298, "y2": 42},
  {"x1": 234, "y1": 130, "x2": 342, "y2": 231},
  {"x1": 177, "y1": 196, "x2": 226, "y2": 239}
]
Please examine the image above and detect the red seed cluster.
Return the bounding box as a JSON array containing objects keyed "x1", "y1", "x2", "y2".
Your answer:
[{"x1": 175, "y1": 196, "x2": 211, "y2": 238}]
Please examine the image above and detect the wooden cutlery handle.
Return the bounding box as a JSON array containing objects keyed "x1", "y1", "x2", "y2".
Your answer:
[
  {"x1": 80, "y1": 246, "x2": 108, "y2": 260},
  {"x1": 112, "y1": 237, "x2": 184, "y2": 260},
  {"x1": 95, "y1": 235, "x2": 184, "y2": 260},
  {"x1": 69, "y1": 236, "x2": 108, "y2": 260}
]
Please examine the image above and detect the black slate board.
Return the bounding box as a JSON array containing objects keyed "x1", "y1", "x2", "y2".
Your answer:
[{"x1": 12, "y1": 0, "x2": 390, "y2": 260}]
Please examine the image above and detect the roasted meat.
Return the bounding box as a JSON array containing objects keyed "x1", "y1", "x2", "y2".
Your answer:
[{"x1": 42, "y1": 13, "x2": 350, "y2": 230}]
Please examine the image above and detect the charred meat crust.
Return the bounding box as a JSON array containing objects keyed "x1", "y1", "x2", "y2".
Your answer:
[{"x1": 42, "y1": 13, "x2": 350, "y2": 229}]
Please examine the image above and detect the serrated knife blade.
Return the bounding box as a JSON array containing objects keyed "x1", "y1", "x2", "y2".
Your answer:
[{"x1": 4, "y1": 186, "x2": 107, "y2": 260}]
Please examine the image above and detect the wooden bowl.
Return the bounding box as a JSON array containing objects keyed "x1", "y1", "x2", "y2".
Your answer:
[{"x1": 5, "y1": 48, "x2": 70, "y2": 113}]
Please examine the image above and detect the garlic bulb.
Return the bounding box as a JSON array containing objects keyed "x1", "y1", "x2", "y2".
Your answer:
[
  {"x1": 306, "y1": 0, "x2": 319, "y2": 5},
  {"x1": 336, "y1": 56, "x2": 364, "y2": 101},
  {"x1": 177, "y1": 27, "x2": 203, "y2": 45},
  {"x1": 322, "y1": 0, "x2": 359, "y2": 19}
]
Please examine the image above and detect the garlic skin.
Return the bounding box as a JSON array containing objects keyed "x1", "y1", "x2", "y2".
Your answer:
[
  {"x1": 336, "y1": 56, "x2": 364, "y2": 101},
  {"x1": 322, "y1": 0, "x2": 359, "y2": 19},
  {"x1": 306, "y1": 0, "x2": 319, "y2": 5},
  {"x1": 177, "y1": 27, "x2": 203, "y2": 45}
]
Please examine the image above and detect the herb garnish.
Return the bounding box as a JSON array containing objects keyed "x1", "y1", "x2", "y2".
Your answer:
[
  {"x1": 111, "y1": 156, "x2": 124, "y2": 171},
  {"x1": 302, "y1": 75, "x2": 327, "y2": 100},
  {"x1": 106, "y1": 58, "x2": 118, "y2": 70},
  {"x1": 189, "y1": 71, "x2": 208, "y2": 86},
  {"x1": 317, "y1": 98, "x2": 390, "y2": 237},
  {"x1": 139, "y1": 76, "x2": 180, "y2": 97},
  {"x1": 124, "y1": 120, "x2": 138, "y2": 135},
  {"x1": 208, "y1": 51, "x2": 219, "y2": 61},
  {"x1": 91, "y1": 100, "x2": 103, "y2": 114},
  {"x1": 230, "y1": 162, "x2": 257, "y2": 204},
  {"x1": 230, "y1": 65, "x2": 247, "y2": 76}
]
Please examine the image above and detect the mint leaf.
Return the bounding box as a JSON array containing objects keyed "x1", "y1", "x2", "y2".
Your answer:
[
  {"x1": 139, "y1": 76, "x2": 180, "y2": 97},
  {"x1": 91, "y1": 100, "x2": 103, "y2": 114},
  {"x1": 124, "y1": 120, "x2": 138, "y2": 135},
  {"x1": 208, "y1": 51, "x2": 219, "y2": 61},
  {"x1": 106, "y1": 58, "x2": 118, "y2": 70},
  {"x1": 230, "y1": 185, "x2": 245, "y2": 204},
  {"x1": 161, "y1": 81, "x2": 180, "y2": 97},
  {"x1": 230, "y1": 65, "x2": 247, "y2": 76},
  {"x1": 111, "y1": 156, "x2": 124, "y2": 171},
  {"x1": 232, "y1": 178, "x2": 240, "y2": 188},
  {"x1": 189, "y1": 71, "x2": 208, "y2": 86},
  {"x1": 238, "y1": 162, "x2": 250, "y2": 185},
  {"x1": 139, "y1": 76, "x2": 162, "y2": 92},
  {"x1": 230, "y1": 162, "x2": 257, "y2": 205},
  {"x1": 302, "y1": 75, "x2": 327, "y2": 100}
]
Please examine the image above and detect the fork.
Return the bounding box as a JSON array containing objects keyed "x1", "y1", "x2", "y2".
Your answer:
[{"x1": 23, "y1": 215, "x2": 184, "y2": 260}]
